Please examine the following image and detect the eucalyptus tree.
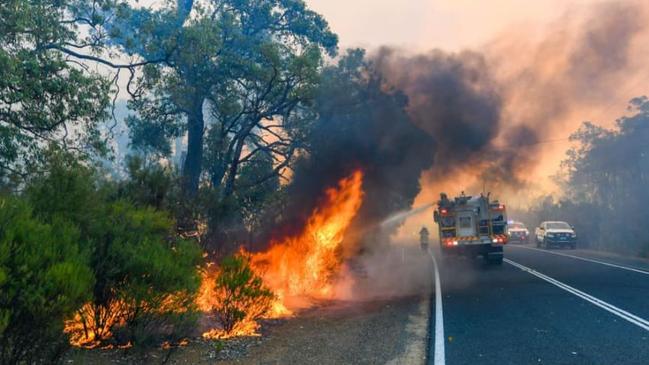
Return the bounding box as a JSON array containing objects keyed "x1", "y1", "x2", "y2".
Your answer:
[
  {"x1": 121, "y1": 0, "x2": 338, "y2": 197},
  {"x1": 0, "y1": 0, "x2": 117, "y2": 182}
]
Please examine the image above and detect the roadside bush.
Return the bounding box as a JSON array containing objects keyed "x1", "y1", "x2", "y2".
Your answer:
[
  {"x1": 213, "y1": 255, "x2": 274, "y2": 334},
  {"x1": 26, "y1": 157, "x2": 202, "y2": 348},
  {"x1": 67, "y1": 201, "x2": 203, "y2": 347},
  {"x1": 0, "y1": 196, "x2": 93, "y2": 364}
]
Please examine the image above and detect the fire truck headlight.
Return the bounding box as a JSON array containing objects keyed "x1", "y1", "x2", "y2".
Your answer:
[
  {"x1": 492, "y1": 238, "x2": 498, "y2": 243},
  {"x1": 452, "y1": 240, "x2": 458, "y2": 246}
]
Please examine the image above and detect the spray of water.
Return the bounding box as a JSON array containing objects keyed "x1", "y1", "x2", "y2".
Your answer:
[{"x1": 379, "y1": 203, "x2": 434, "y2": 228}]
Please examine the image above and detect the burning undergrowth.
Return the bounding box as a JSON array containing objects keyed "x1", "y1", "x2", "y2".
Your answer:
[{"x1": 198, "y1": 170, "x2": 365, "y2": 339}]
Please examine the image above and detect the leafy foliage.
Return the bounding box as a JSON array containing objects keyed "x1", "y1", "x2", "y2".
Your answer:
[
  {"x1": 26, "y1": 155, "x2": 202, "y2": 347},
  {"x1": 0, "y1": 0, "x2": 112, "y2": 180},
  {"x1": 118, "y1": 0, "x2": 338, "y2": 197},
  {"x1": 213, "y1": 255, "x2": 274, "y2": 334},
  {"x1": 0, "y1": 196, "x2": 93, "y2": 364},
  {"x1": 116, "y1": 155, "x2": 177, "y2": 210}
]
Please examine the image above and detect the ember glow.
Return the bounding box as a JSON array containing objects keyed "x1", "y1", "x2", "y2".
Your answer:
[
  {"x1": 196, "y1": 265, "x2": 268, "y2": 339},
  {"x1": 198, "y1": 170, "x2": 365, "y2": 338},
  {"x1": 64, "y1": 302, "x2": 126, "y2": 348}
]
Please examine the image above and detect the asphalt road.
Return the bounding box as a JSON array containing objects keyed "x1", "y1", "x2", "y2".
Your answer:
[{"x1": 429, "y1": 244, "x2": 649, "y2": 365}]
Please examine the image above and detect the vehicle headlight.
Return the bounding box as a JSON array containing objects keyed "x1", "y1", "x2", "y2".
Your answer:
[
  {"x1": 547, "y1": 233, "x2": 555, "y2": 238},
  {"x1": 571, "y1": 233, "x2": 577, "y2": 238}
]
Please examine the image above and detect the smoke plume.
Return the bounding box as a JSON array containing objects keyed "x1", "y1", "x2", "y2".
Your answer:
[
  {"x1": 270, "y1": 1, "x2": 649, "y2": 251},
  {"x1": 395, "y1": 0, "x2": 649, "y2": 240},
  {"x1": 254, "y1": 0, "x2": 649, "y2": 302},
  {"x1": 372, "y1": 48, "x2": 539, "y2": 190},
  {"x1": 276, "y1": 50, "x2": 435, "y2": 254}
]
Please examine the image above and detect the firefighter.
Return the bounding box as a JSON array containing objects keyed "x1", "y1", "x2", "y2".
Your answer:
[{"x1": 419, "y1": 227, "x2": 430, "y2": 251}]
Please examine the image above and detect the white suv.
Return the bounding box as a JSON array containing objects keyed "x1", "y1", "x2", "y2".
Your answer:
[{"x1": 535, "y1": 221, "x2": 577, "y2": 249}]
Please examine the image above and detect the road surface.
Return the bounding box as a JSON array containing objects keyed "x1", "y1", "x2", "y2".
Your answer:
[{"x1": 429, "y1": 244, "x2": 649, "y2": 365}]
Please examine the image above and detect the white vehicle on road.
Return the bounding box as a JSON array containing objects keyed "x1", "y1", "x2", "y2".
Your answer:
[
  {"x1": 507, "y1": 221, "x2": 530, "y2": 244},
  {"x1": 535, "y1": 221, "x2": 577, "y2": 249}
]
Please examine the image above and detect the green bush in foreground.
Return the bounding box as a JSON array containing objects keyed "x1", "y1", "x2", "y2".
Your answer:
[
  {"x1": 0, "y1": 197, "x2": 93, "y2": 365},
  {"x1": 27, "y1": 156, "x2": 203, "y2": 348},
  {"x1": 213, "y1": 255, "x2": 274, "y2": 334}
]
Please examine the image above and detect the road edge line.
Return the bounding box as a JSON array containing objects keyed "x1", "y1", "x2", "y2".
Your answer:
[
  {"x1": 509, "y1": 245, "x2": 649, "y2": 276},
  {"x1": 504, "y1": 258, "x2": 649, "y2": 331},
  {"x1": 428, "y1": 248, "x2": 446, "y2": 365}
]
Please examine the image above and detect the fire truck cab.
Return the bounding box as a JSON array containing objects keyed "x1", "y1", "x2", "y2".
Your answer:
[{"x1": 433, "y1": 192, "x2": 508, "y2": 265}]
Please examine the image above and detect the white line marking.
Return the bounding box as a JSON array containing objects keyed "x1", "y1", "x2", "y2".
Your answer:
[
  {"x1": 510, "y1": 245, "x2": 649, "y2": 276},
  {"x1": 505, "y1": 258, "x2": 649, "y2": 331},
  {"x1": 428, "y1": 249, "x2": 446, "y2": 365}
]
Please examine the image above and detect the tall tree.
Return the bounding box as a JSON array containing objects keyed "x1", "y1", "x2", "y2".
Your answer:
[
  {"x1": 121, "y1": 0, "x2": 337, "y2": 197},
  {"x1": 0, "y1": 0, "x2": 114, "y2": 182}
]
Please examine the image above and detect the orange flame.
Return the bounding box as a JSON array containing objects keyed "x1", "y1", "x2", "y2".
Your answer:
[
  {"x1": 198, "y1": 170, "x2": 364, "y2": 338},
  {"x1": 68, "y1": 171, "x2": 366, "y2": 344},
  {"x1": 64, "y1": 301, "x2": 127, "y2": 348},
  {"x1": 250, "y1": 170, "x2": 364, "y2": 312}
]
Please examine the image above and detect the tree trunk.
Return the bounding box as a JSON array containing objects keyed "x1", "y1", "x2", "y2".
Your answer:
[
  {"x1": 222, "y1": 135, "x2": 245, "y2": 198},
  {"x1": 221, "y1": 117, "x2": 259, "y2": 199},
  {"x1": 182, "y1": 100, "x2": 204, "y2": 196}
]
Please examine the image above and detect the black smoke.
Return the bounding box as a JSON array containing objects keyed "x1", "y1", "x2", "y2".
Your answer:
[
  {"x1": 373, "y1": 48, "x2": 540, "y2": 190},
  {"x1": 266, "y1": 1, "x2": 648, "y2": 249},
  {"x1": 271, "y1": 46, "x2": 538, "y2": 252},
  {"x1": 268, "y1": 50, "x2": 434, "y2": 250}
]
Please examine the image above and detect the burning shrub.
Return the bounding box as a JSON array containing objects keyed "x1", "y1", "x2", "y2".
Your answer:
[
  {"x1": 26, "y1": 157, "x2": 202, "y2": 348},
  {"x1": 63, "y1": 202, "x2": 203, "y2": 347},
  {"x1": 0, "y1": 196, "x2": 93, "y2": 364},
  {"x1": 204, "y1": 255, "x2": 274, "y2": 337}
]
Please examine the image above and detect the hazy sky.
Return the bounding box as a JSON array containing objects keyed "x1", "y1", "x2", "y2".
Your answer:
[{"x1": 306, "y1": 0, "x2": 594, "y2": 51}]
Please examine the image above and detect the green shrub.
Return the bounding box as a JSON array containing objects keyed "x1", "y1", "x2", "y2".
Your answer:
[
  {"x1": 0, "y1": 196, "x2": 93, "y2": 364},
  {"x1": 67, "y1": 201, "x2": 202, "y2": 347},
  {"x1": 27, "y1": 158, "x2": 202, "y2": 348},
  {"x1": 213, "y1": 255, "x2": 274, "y2": 334},
  {"x1": 116, "y1": 156, "x2": 176, "y2": 210}
]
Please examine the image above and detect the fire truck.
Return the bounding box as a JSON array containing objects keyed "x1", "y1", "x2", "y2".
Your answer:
[{"x1": 433, "y1": 192, "x2": 508, "y2": 265}]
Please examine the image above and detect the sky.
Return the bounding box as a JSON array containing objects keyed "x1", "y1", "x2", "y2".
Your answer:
[{"x1": 306, "y1": 0, "x2": 587, "y2": 51}]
